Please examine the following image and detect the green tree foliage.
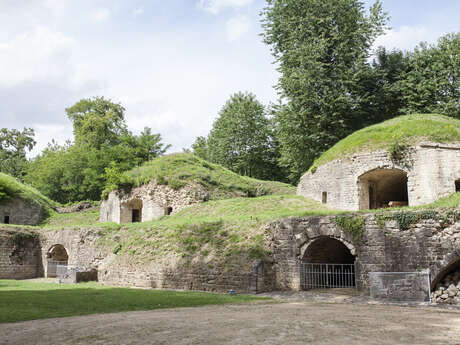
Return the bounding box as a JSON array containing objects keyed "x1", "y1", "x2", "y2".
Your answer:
[
  {"x1": 26, "y1": 98, "x2": 170, "y2": 203},
  {"x1": 400, "y1": 33, "x2": 460, "y2": 118},
  {"x1": 203, "y1": 92, "x2": 284, "y2": 181},
  {"x1": 191, "y1": 136, "x2": 209, "y2": 160},
  {"x1": 0, "y1": 128, "x2": 36, "y2": 180},
  {"x1": 66, "y1": 97, "x2": 128, "y2": 149},
  {"x1": 261, "y1": 0, "x2": 387, "y2": 182}
]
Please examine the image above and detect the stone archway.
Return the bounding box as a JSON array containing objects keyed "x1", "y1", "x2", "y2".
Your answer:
[
  {"x1": 358, "y1": 168, "x2": 408, "y2": 210},
  {"x1": 300, "y1": 236, "x2": 356, "y2": 289},
  {"x1": 46, "y1": 244, "x2": 69, "y2": 278}
]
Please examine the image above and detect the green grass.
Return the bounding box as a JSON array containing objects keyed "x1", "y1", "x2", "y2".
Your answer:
[
  {"x1": 106, "y1": 153, "x2": 294, "y2": 200},
  {"x1": 310, "y1": 114, "x2": 460, "y2": 171},
  {"x1": 0, "y1": 173, "x2": 58, "y2": 215},
  {"x1": 94, "y1": 194, "x2": 336, "y2": 269},
  {"x1": 43, "y1": 208, "x2": 100, "y2": 228},
  {"x1": 0, "y1": 280, "x2": 267, "y2": 323}
]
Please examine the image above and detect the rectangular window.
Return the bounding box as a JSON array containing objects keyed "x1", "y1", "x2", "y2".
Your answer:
[
  {"x1": 4, "y1": 215, "x2": 10, "y2": 224},
  {"x1": 322, "y1": 192, "x2": 327, "y2": 204}
]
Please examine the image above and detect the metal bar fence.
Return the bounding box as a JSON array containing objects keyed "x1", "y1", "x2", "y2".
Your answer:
[{"x1": 300, "y1": 263, "x2": 356, "y2": 289}]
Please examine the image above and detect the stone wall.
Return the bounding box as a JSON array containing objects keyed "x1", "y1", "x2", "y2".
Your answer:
[
  {"x1": 267, "y1": 213, "x2": 460, "y2": 294},
  {"x1": 297, "y1": 142, "x2": 460, "y2": 210},
  {"x1": 100, "y1": 181, "x2": 210, "y2": 224},
  {"x1": 0, "y1": 197, "x2": 44, "y2": 225},
  {"x1": 0, "y1": 230, "x2": 42, "y2": 279},
  {"x1": 40, "y1": 228, "x2": 108, "y2": 278}
]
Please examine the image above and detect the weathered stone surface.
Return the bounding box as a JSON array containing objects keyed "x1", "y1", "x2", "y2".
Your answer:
[
  {"x1": 0, "y1": 230, "x2": 42, "y2": 278},
  {"x1": 298, "y1": 142, "x2": 460, "y2": 210},
  {"x1": 100, "y1": 181, "x2": 209, "y2": 223},
  {"x1": 0, "y1": 197, "x2": 45, "y2": 225}
]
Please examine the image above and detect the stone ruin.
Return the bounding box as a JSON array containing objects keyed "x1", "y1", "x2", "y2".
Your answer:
[
  {"x1": 99, "y1": 180, "x2": 210, "y2": 224},
  {"x1": 298, "y1": 142, "x2": 460, "y2": 211},
  {"x1": 0, "y1": 196, "x2": 45, "y2": 226}
]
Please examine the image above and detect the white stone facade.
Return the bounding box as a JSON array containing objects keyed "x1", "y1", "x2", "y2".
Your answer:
[
  {"x1": 297, "y1": 142, "x2": 460, "y2": 211},
  {"x1": 100, "y1": 181, "x2": 209, "y2": 223}
]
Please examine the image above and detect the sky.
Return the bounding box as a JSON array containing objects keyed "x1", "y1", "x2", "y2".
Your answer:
[{"x1": 1, "y1": 0, "x2": 459, "y2": 156}]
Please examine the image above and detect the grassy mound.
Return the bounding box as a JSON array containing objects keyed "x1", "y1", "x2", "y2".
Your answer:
[
  {"x1": 0, "y1": 173, "x2": 57, "y2": 214},
  {"x1": 310, "y1": 114, "x2": 460, "y2": 171},
  {"x1": 105, "y1": 153, "x2": 294, "y2": 199},
  {"x1": 94, "y1": 194, "x2": 333, "y2": 269}
]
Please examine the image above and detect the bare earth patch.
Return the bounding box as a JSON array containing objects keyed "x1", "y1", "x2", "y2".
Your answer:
[{"x1": 2, "y1": 300, "x2": 460, "y2": 345}]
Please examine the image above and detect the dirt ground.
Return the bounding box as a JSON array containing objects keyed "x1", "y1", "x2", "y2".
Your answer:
[{"x1": 2, "y1": 296, "x2": 460, "y2": 345}]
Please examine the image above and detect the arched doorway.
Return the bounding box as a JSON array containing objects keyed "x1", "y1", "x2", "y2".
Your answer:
[
  {"x1": 46, "y1": 244, "x2": 69, "y2": 278},
  {"x1": 300, "y1": 237, "x2": 356, "y2": 289},
  {"x1": 358, "y1": 168, "x2": 408, "y2": 210}
]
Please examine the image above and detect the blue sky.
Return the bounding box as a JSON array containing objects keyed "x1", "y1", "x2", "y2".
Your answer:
[{"x1": 1, "y1": 0, "x2": 459, "y2": 155}]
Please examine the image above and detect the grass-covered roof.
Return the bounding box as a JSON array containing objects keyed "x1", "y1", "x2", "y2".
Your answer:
[
  {"x1": 0, "y1": 173, "x2": 57, "y2": 213},
  {"x1": 309, "y1": 114, "x2": 460, "y2": 171},
  {"x1": 108, "y1": 153, "x2": 295, "y2": 199}
]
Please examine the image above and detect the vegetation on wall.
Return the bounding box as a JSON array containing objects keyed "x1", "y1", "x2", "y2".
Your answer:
[
  {"x1": 0, "y1": 173, "x2": 57, "y2": 214},
  {"x1": 334, "y1": 215, "x2": 365, "y2": 243},
  {"x1": 309, "y1": 114, "x2": 460, "y2": 171}
]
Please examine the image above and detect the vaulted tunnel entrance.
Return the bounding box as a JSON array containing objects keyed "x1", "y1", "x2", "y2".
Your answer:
[
  {"x1": 301, "y1": 237, "x2": 356, "y2": 289},
  {"x1": 358, "y1": 168, "x2": 408, "y2": 210},
  {"x1": 46, "y1": 244, "x2": 68, "y2": 278}
]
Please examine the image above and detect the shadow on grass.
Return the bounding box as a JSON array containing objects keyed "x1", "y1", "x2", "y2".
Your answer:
[{"x1": 0, "y1": 281, "x2": 266, "y2": 323}]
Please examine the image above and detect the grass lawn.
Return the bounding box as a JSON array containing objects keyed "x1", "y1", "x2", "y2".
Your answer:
[{"x1": 0, "y1": 280, "x2": 268, "y2": 323}]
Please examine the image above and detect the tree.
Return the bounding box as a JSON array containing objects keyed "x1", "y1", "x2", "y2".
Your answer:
[
  {"x1": 66, "y1": 96, "x2": 128, "y2": 149},
  {"x1": 191, "y1": 136, "x2": 209, "y2": 160},
  {"x1": 261, "y1": 0, "x2": 387, "y2": 182},
  {"x1": 0, "y1": 127, "x2": 36, "y2": 180},
  {"x1": 206, "y1": 92, "x2": 284, "y2": 181},
  {"x1": 26, "y1": 97, "x2": 170, "y2": 203},
  {"x1": 399, "y1": 33, "x2": 460, "y2": 118}
]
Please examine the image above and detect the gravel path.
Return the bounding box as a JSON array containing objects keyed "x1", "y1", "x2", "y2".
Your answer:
[{"x1": 2, "y1": 300, "x2": 460, "y2": 345}]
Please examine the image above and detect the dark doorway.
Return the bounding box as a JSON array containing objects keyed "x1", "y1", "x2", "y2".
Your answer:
[
  {"x1": 456, "y1": 179, "x2": 460, "y2": 192},
  {"x1": 322, "y1": 192, "x2": 327, "y2": 204},
  {"x1": 4, "y1": 215, "x2": 9, "y2": 224},
  {"x1": 165, "y1": 207, "x2": 173, "y2": 216},
  {"x1": 358, "y1": 168, "x2": 408, "y2": 209},
  {"x1": 132, "y1": 209, "x2": 141, "y2": 223}
]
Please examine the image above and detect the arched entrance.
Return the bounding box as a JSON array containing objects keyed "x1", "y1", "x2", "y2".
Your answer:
[
  {"x1": 300, "y1": 237, "x2": 356, "y2": 289},
  {"x1": 358, "y1": 168, "x2": 408, "y2": 210},
  {"x1": 46, "y1": 244, "x2": 69, "y2": 278}
]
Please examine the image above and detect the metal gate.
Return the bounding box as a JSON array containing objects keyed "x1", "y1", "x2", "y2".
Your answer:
[
  {"x1": 300, "y1": 263, "x2": 356, "y2": 289},
  {"x1": 47, "y1": 260, "x2": 68, "y2": 278}
]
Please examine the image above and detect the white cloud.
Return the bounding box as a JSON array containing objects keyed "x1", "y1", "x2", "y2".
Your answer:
[
  {"x1": 198, "y1": 0, "x2": 254, "y2": 14},
  {"x1": 226, "y1": 15, "x2": 250, "y2": 42},
  {"x1": 373, "y1": 26, "x2": 441, "y2": 52},
  {"x1": 0, "y1": 26, "x2": 76, "y2": 87},
  {"x1": 89, "y1": 8, "x2": 110, "y2": 22},
  {"x1": 133, "y1": 7, "x2": 144, "y2": 16}
]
